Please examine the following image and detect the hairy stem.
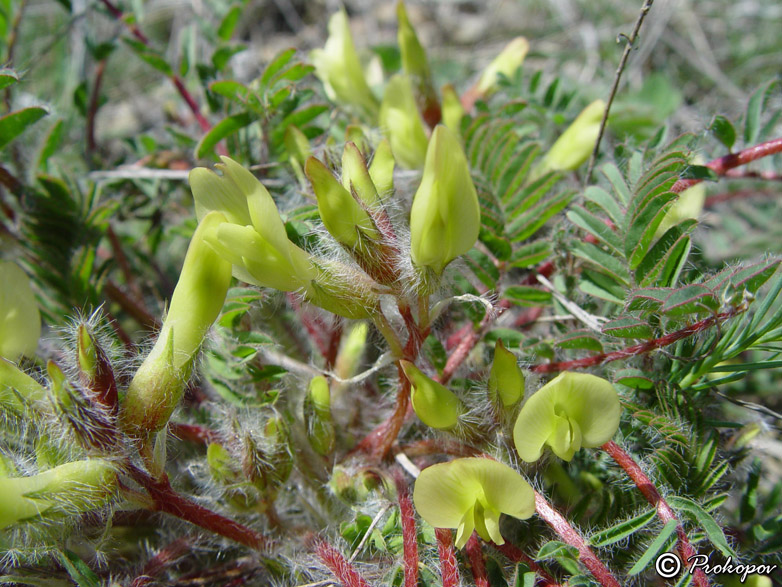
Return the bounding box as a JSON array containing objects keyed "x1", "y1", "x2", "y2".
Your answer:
[
  {"x1": 531, "y1": 310, "x2": 737, "y2": 373},
  {"x1": 315, "y1": 539, "x2": 374, "y2": 587},
  {"x1": 492, "y1": 542, "x2": 561, "y2": 586},
  {"x1": 128, "y1": 465, "x2": 268, "y2": 550},
  {"x1": 394, "y1": 474, "x2": 419, "y2": 587},
  {"x1": 465, "y1": 534, "x2": 489, "y2": 587},
  {"x1": 602, "y1": 441, "x2": 711, "y2": 587},
  {"x1": 131, "y1": 537, "x2": 192, "y2": 587},
  {"x1": 435, "y1": 528, "x2": 461, "y2": 587},
  {"x1": 672, "y1": 136, "x2": 782, "y2": 193}
]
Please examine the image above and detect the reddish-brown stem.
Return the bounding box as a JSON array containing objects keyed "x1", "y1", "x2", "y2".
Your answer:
[
  {"x1": 723, "y1": 168, "x2": 782, "y2": 181},
  {"x1": 492, "y1": 542, "x2": 561, "y2": 586},
  {"x1": 128, "y1": 466, "x2": 268, "y2": 550},
  {"x1": 465, "y1": 534, "x2": 489, "y2": 587},
  {"x1": 534, "y1": 491, "x2": 621, "y2": 587},
  {"x1": 315, "y1": 539, "x2": 374, "y2": 587},
  {"x1": 131, "y1": 537, "x2": 192, "y2": 587},
  {"x1": 531, "y1": 310, "x2": 736, "y2": 374},
  {"x1": 672, "y1": 136, "x2": 782, "y2": 193},
  {"x1": 170, "y1": 422, "x2": 221, "y2": 445},
  {"x1": 400, "y1": 438, "x2": 482, "y2": 458},
  {"x1": 98, "y1": 0, "x2": 212, "y2": 134},
  {"x1": 394, "y1": 474, "x2": 419, "y2": 587},
  {"x1": 602, "y1": 441, "x2": 710, "y2": 587},
  {"x1": 104, "y1": 279, "x2": 160, "y2": 331},
  {"x1": 325, "y1": 320, "x2": 343, "y2": 371},
  {"x1": 287, "y1": 293, "x2": 330, "y2": 359},
  {"x1": 439, "y1": 304, "x2": 505, "y2": 385},
  {"x1": 435, "y1": 528, "x2": 461, "y2": 587},
  {"x1": 86, "y1": 59, "x2": 107, "y2": 159}
]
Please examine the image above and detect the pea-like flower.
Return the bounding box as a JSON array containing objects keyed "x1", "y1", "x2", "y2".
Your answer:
[
  {"x1": 409, "y1": 125, "x2": 480, "y2": 277},
  {"x1": 401, "y1": 360, "x2": 463, "y2": 430},
  {"x1": 380, "y1": 74, "x2": 429, "y2": 169},
  {"x1": 488, "y1": 339, "x2": 524, "y2": 407},
  {"x1": 513, "y1": 372, "x2": 621, "y2": 462},
  {"x1": 413, "y1": 457, "x2": 535, "y2": 548},
  {"x1": 537, "y1": 100, "x2": 605, "y2": 175}
]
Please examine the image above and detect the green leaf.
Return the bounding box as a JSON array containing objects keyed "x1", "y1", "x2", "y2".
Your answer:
[
  {"x1": 601, "y1": 163, "x2": 632, "y2": 206},
  {"x1": 0, "y1": 107, "x2": 48, "y2": 149},
  {"x1": 584, "y1": 185, "x2": 624, "y2": 228},
  {"x1": 635, "y1": 220, "x2": 695, "y2": 287},
  {"x1": 613, "y1": 368, "x2": 654, "y2": 389},
  {"x1": 478, "y1": 228, "x2": 512, "y2": 261},
  {"x1": 124, "y1": 39, "x2": 173, "y2": 76},
  {"x1": 57, "y1": 550, "x2": 100, "y2": 587},
  {"x1": 709, "y1": 115, "x2": 736, "y2": 151},
  {"x1": 627, "y1": 519, "x2": 678, "y2": 576},
  {"x1": 509, "y1": 240, "x2": 550, "y2": 268},
  {"x1": 259, "y1": 48, "x2": 296, "y2": 90},
  {"x1": 660, "y1": 284, "x2": 719, "y2": 316},
  {"x1": 679, "y1": 165, "x2": 718, "y2": 182},
  {"x1": 463, "y1": 249, "x2": 500, "y2": 289},
  {"x1": 571, "y1": 241, "x2": 630, "y2": 285},
  {"x1": 504, "y1": 286, "x2": 552, "y2": 306},
  {"x1": 37, "y1": 119, "x2": 64, "y2": 170},
  {"x1": 270, "y1": 62, "x2": 314, "y2": 86},
  {"x1": 536, "y1": 540, "x2": 578, "y2": 561},
  {"x1": 0, "y1": 68, "x2": 19, "y2": 90},
  {"x1": 567, "y1": 207, "x2": 623, "y2": 254},
  {"x1": 579, "y1": 269, "x2": 625, "y2": 304},
  {"x1": 626, "y1": 287, "x2": 669, "y2": 312},
  {"x1": 195, "y1": 111, "x2": 253, "y2": 158},
  {"x1": 602, "y1": 316, "x2": 653, "y2": 339},
  {"x1": 667, "y1": 496, "x2": 735, "y2": 558},
  {"x1": 209, "y1": 80, "x2": 250, "y2": 101},
  {"x1": 508, "y1": 190, "x2": 574, "y2": 242},
  {"x1": 626, "y1": 192, "x2": 676, "y2": 268},
  {"x1": 212, "y1": 44, "x2": 246, "y2": 71},
  {"x1": 589, "y1": 509, "x2": 656, "y2": 547},
  {"x1": 555, "y1": 330, "x2": 603, "y2": 352},
  {"x1": 729, "y1": 259, "x2": 780, "y2": 294},
  {"x1": 218, "y1": 5, "x2": 242, "y2": 41}
]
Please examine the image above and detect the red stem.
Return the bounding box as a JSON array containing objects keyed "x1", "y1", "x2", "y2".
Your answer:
[
  {"x1": 534, "y1": 492, "x2": 620, "y2": 587},
  {"x1": 315, "y1": 539, "x2": 374, "y2": 587},
  {"x1": 465, "y1": 534, "x2": 489, "y2": 587},
  {"x1": 131, "y1": 537, "x2": 191, "y2": 587},
  {"x1": 394, "y1": 474, "x2": 419, "y2": 587},
  {"x1": 602, "y1": 441, "x2": 710, "y2": 587},
  {"x1": 672, "y1": 136, "x2": 782, "y2": 193},
  {"x1": 435, "y1": 528, "x2": 461, "y2": 587},
  {"x1": 439, "y1": 303, "x2": 505, "y2": 385},
  {"x1": 128, "y1": 466, "x2": 268, "y2": 550},
  {"x1": 531, "y1": 310, "x2": 736, "y2": 374},
  {"x1": 86, "y1": 59, "x2": 106, "y2": 159},
  {"x1": 170, "y1": 422, "x2": 221, "y2": 445}
]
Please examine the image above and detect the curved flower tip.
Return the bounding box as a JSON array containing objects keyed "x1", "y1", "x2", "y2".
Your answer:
[
  {"x1": 413, "y1": 457, "x2": 535, "y2": 548},
  {"x1": 539, "y1": 99, "x2": 605, "y2": 174},
  {"x1": 488, "y1": 339, "x2": 524, "y2": 407},
  {"x1": 0, "y1": 261, "x2": 41, "y2": 361},
  {"x1": 379, "y1": 74, "x2": 429, "y2": 169},
  {"x1": 476, "y1": 37, "x2": 530, "y2": 96},
  {"x1": 513, "y1": 372, "x2": 621, "y2": 462}
]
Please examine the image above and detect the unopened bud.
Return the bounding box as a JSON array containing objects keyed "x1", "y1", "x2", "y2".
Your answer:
[
  {"x1": 0, "y1": 261, "x2": 41, "y2": 361},
  {"x1": 368, "y1": 139, "x2": 395, "y2": 198},
  {"x1": 342, "y1": 142, "x2": 381, "y2": 208},
  {"x1": 304, "y1": 376, "x2": 335, "y2": 456},
  {"x1": 380, "y1": 75, "x2": 429, "y2": 169},
  {"x1": 409, "y1": 125, "x2": 480, "y2": 277},
  {"x1": 401, "y1": 361, "x2": 463, "y2": 430},
  {"x1": 76, "y1": 324, "x2": 118, "y2": 415},
  {"x1": 488, "y1": 340, "x2": 524, "y2": 407},
  {"x1": 397, "y1": 1, "x2": 440, "y2": 127},
  {"x1": 441, "y1": 84, "x2": 465, "y2": 133},
  {"x1": 284, "y1": 125, "x2": 312, "y2": 185},
  {"x1": 476, "y1": 37, "x2": 529, "y2": 96},
  {"x1": 538, "y1": 100, "x2": 605, "y2": 174}
]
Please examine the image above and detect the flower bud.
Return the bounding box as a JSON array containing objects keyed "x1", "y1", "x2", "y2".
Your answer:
[
  {"x1": 368, "y1": 139, "x2": 395, "y2": 198},
  {"x1": 0, "y1": 261, "x2": 41, "y2": 361},
  {"x1": 397, "y1": 1, "x2": 440, "y2": 127},
  {"x1": 311, "y1": 8, "x2": 379, "y2": 120},
  {"x1": 0, "y1": 459, "x2": 116, "y2": 529},
  {"x1": 284, "y1": 125, "x2": 312, "y2": 185},
  {"x1": 76, "y1": 324, "x2": 118, "y2": 415},
  {"x1": 380, "y1": 74, "x2": 429, "y2": 169},
  {"x1": 306, "y1": 156, "x2": 380, "y2": 249},
  {"x1": 475, "y1": 37, "x2": 529, "y2": 96},
  {"x1": 264, "y1": 415, "x2": 293, "y2": 485},
  {"x1": 304, "y1": 375, "x2": 335, "y2": 456},
  {"x1": 409, "y1": 125, "x2": 480, "y2": 276},
  {"x1": 441, "y1": 84, "x2": 465, "y2": 133},
  {"x1": 345, "y1": 125, "x2": 370, "y2": 156},
  {"x1": 401, "y1": 360, "x2": 463, "y2": 430},
  {"x1": 488, "y1": 339, "x2": 524, "y2": 407},
  {"x1": 513, "y1": 372, "x2": 621, "y2": 462},
  {"x1": 122, "y1": 212, "x2": 232, "y2": 439},
  {"x1": 341, "y1": 142, "x2": 381, "y2": 208},
  {"x1": 538, "y1": 100, "x2": 605, "y2": 174}
]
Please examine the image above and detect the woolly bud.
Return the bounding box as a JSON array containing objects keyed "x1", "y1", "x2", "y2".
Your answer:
[
  {"x1": 401, "y1": 360, "x2": 463, "y2": 430},
  {"x1": 304, "y1": 375, "x2": 335, "y2": 456},
  {"x1": 409, "y1": 125, "x2": 480, "y2": 277},
  {"x1": 310, "y1": 8, "x2": 379, "y2": 120},
  {"x1": 122, "y1": 212, "x2": 232, "y2": 440},
  {"x1": 0, "y1": 459, "x2": 116, "y2": 529},
  {"x1": 76, "y1": 323, "x2": 118, "y2": 415},
  {"x1": 380, "y1": 74, "x2": 429, "y2": 169},
  {"x1": 0, "y1": 260, "x2": 41, "y2": 361},
  {"x1": 488, "y1": 340, "x2": 524, "y2": 408}
]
